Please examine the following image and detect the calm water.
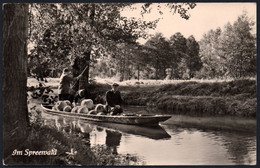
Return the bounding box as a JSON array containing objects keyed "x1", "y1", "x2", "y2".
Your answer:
[{"x1": 41, "y1": 106, "x2": 256, "y2": 165}]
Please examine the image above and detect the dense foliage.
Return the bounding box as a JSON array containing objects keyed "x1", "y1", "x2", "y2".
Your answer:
[
  {"x1": 93, "y1": 32, "x2": 202, "y2": 80},
  {"x1": 27, "y1": 4, "x2": 256, "y2": 81},
  {"x1": 27, "y1": 3, "x2": 196, "y2": 82},
  {"x1": 93, "y1": 12, "x2": 256, "y2": 80},
  {"x1": 199, "y1": 12, "x2": 256, "y2": 79}
]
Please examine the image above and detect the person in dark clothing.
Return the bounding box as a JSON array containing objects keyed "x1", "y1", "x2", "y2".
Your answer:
[
  {"x1": 105, "y1": 83, "x2": 123, "y2": 115},
  {"x1": 74, "y1": 89, "x2": 86, "y2": 105},
  {"x1": 58, "y1": 68, "x2": 82, "y2": 103},
  {"x1": 94, "y1": 95, "x2": 105, "y2": 104}
]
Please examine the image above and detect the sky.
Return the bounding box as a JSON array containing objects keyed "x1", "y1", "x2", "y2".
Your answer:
[{"x1": 121, "y1": 3, "x2": 256, "y2": 43}]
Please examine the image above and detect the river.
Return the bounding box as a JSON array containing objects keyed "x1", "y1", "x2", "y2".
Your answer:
[{"x1": 41, "y1": 106, "x2": 256, "y2": 166}]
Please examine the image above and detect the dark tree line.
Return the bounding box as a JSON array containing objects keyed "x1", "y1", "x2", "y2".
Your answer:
[
  {"x1": 93, "y1": 13, "x2": 256, "y2": 81},
  {"x1": 94, "y1": 32, "x2": 202, "y2": 80}
]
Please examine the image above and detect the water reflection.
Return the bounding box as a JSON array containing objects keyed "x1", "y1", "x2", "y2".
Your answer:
[
  {"x1": 43, "y1": 113, "x2": 170, "y2": 140},
  {"x1": 95, "y1": 122, "x2": 171, "y2": 140},
  {"x1": 105, "y1": 130, "x2": 122, "y2": 155},
  {"x1": 163, "y1": 124, "x2": 256, "y2": 165},
  {"x1": 41, "y1": 112, "x2": 256, "y2": 165},
  {"x1": 217, "y1": 131, "x2": 256, "y2": 165},
  {"x1": 47, "y1": 115, "x2": 92, "y2": 143}
]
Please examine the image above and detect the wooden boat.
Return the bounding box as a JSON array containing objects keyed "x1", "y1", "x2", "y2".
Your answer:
[{"x1": 41, "y1": 104, "x2": 171, "y2": 126}]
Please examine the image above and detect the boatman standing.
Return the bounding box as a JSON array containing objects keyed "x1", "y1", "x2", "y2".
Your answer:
[
  {"x1": 105, "y1": 83, "x2": 123, "y2": 115},
  {"x1": 58, "y1": 68, "x2": 82, "y2": 103}
]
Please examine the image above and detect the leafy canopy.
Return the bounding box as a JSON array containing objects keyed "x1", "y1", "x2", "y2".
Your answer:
[{"x1": 28, "y1": 3, "x2": 196, "y2": 78}]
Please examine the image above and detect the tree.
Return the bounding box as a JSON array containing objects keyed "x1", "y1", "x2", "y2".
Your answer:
[
  {"x1": 186, "y1": 35, "x2": 202, "y2": 78},
  {"x1": 198, "y1": 12, "x2": 256, "y2": 79},
  {"x1": 199, "y1": 28, "x2": 226, "y2": 78},
  {"x1": 28, "y1": 3, "x2": 196, "y2": 85},
  {"x1": 144, "y1": 33, "x2": 173, "y2": 79},
  {"x1": 130, "y1": 43, "x2": 150, "y2": 80},
  {"x1": 3, "y1": 4, "x2": 30, "y2": 162},
  {"x1": 219, "y1": 12, "x2": 256, "y2": 78},
  {"x1": 169, "y1": 32, "x2": 187, "y2": 78}
]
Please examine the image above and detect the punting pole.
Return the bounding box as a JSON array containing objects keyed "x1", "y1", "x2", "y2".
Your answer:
[{"x1": 71, "y1": 64, "x2": 89, "y2": 88}]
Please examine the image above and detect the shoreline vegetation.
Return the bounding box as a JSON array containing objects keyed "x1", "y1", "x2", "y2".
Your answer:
[
  {"x1": 88, "y1": 78, "x2": 256, "y2": 118},
  {"x1": 121, "y1": 79, "x2": 256, "y2": 118},
  {"x1": 28, "y1": 77, "x2": 256, "y2": 118}
]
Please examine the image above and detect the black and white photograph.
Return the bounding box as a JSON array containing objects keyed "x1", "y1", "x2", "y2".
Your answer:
[{"x1": 2, "y1": 2, "x2": 257, "y2": 166}]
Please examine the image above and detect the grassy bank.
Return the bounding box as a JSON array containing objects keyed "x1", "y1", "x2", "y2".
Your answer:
[
  {"x1": 27, "y1": 78, "x2": 256, "y2": 117},
  {"x1": 88, "y1": 79, "x2": 256, "y2": 118}
]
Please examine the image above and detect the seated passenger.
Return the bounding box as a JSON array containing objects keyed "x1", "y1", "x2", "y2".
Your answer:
[{"x1": 105, "y1": 83, "x2": 123, "y2": 115}]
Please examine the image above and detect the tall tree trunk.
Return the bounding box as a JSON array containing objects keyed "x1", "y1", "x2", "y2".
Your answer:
[
  {"x1": 77, "y1": 4, "x2": 95, "y2": 91},
  {"x1": 137, "y1": 65, "x2": 140, "y2": 80},
  {"x1": 3, "y1": 4, "x2": 29, "y2": 162},
  {"x1": 78, "y1": 51, "x2": 90, "y2": 90},
  {"x1": 239, "y1": 50, "x2": 243, "y2": 78},
  {"x1": 128, "y1": 64, "x2": 132, "y2": 80},
  {"x1": 171, "y1": 65, "x2": 175, "y2": 79},
  {"x1": 120, "y1": 55, "x2": 125, "y2": 81},
  {"x1": 155, "y1": 56, "x2": 159, "y2": 80}
]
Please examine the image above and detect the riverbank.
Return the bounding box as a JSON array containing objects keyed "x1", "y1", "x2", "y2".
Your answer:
[
  {"x1": 27, "y1": 78, "x2": 256, "y2": 118},
  {"x1": 87, "y1": 78, "x2": 256, "y2": 118}
]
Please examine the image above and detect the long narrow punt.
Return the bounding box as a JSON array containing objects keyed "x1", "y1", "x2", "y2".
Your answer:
[{"x1": 41, "y1": 104, "x2": 171, "y2": 126}]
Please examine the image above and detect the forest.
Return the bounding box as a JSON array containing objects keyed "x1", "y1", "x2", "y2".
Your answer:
[{"x1": 27, "y1": 4, "x2": 256, "y2": 83}]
